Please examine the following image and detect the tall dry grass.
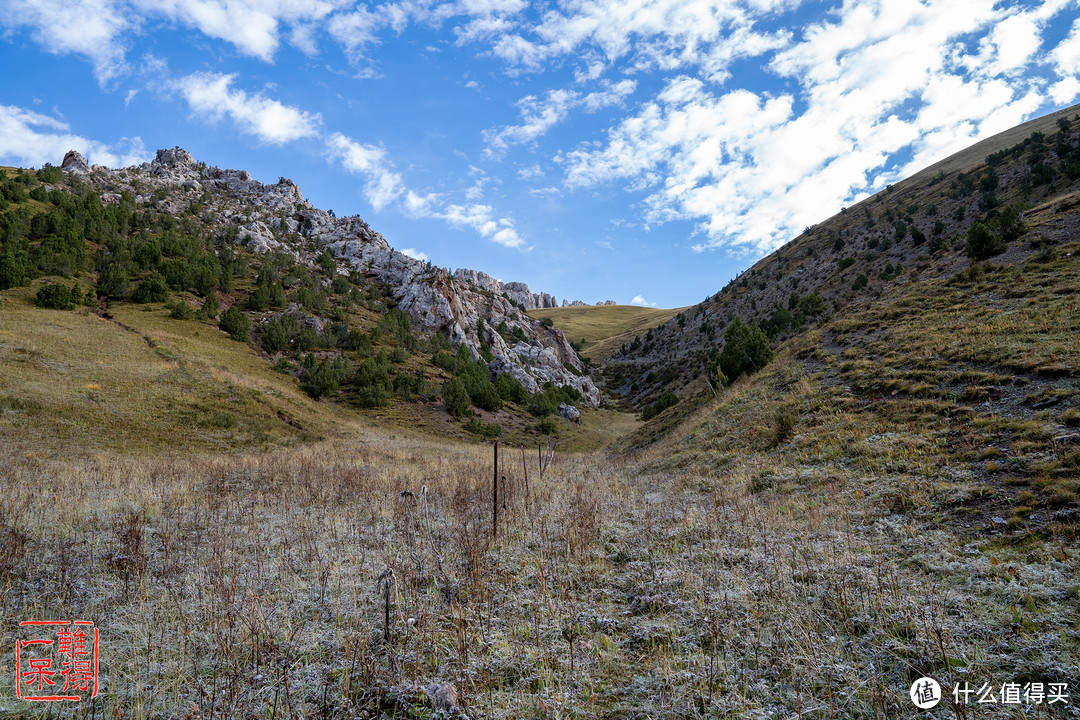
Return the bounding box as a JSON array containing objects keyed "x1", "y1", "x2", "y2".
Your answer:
[{"x1": 1, "y1": 423, "x2": 1077, "y2": 718}]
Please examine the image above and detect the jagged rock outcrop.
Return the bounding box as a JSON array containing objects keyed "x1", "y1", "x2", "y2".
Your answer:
[
  {"x1": 453, "y1": 269, "x2": 559, "y2": 310},
  {"x1": 60, "y1": 147, "x2": 599, "y2": 407},
  {"x1": 60, "y1": 150, "x2": 90, "y2": 174}
]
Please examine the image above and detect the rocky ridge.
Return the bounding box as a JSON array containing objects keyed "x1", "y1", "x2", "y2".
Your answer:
[{"x1": 65, "y1": 147, "x2": 599, "y2": 406}]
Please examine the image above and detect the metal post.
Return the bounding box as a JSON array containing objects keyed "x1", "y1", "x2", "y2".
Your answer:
[{"x1": 493, "y1": 440, "x2": 499, "y2": 538}]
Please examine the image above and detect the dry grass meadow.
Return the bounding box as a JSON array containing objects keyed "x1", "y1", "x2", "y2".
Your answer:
[
  {"x1": 3, "y1": 378, "x2": 1078, "y2": 719},
  {"x1": 3, "y1": 245, "x2": 1080, "y2": 718}
]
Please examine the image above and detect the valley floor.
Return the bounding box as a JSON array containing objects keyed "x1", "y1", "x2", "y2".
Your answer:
[{"x1": 1, "y1": 419, "x2": 1077, "y2": 719}]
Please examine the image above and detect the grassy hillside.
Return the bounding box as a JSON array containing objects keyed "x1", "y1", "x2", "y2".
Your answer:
[
  {"x1": 607, "y1": 103, "x2": 1080, "y2": 410},
  {"x1": 527, "y1": 304, "x2": 689, "y2": 360},
  {"x1": 0, "y1": 282, "x2": 349, "y2": 456},
  {"x1": 0, "y1": 163, "x2": 626, "y2": 453}
]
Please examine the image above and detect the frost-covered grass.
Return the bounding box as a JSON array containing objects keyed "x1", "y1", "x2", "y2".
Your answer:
[{"x1": 2, "y1": 410, "x2": 1077, "y2": 718}]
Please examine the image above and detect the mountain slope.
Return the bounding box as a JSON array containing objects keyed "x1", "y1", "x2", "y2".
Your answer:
[
  {"x1": 608, "y1": 103, "x2": 1080, "y2": 410},
  {"x1": 0, "y1": 149, "x2": 609, "y2": 450}
]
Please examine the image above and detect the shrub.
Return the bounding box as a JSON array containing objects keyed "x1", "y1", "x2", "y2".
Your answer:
[
  {"x1": 258, "y1": 320, "x2": 288, "y2": 353},
  {"x1": 219, "y1": 306, "x2": 250, "y2": 342},
  {"x1": 641, "y1": 392, "x2": 678, "y2": 421},
  {"x1": 392, "y1": 370, "x2": 424, "y2": 399},
  {"x1": 97, "y1": 262, "x2": 130, "y2": 300},
  {"x1": 198, "y1": 294, "x2": 219, "y2": 321},
  {"x1": 294, "y1": 325, "x2": 319, "y2": 352},
  {"x1": 131, "y1": 273, "x2": 170, "y2": 303},
  {"x1": 345, "y1": 329, "x2": 375, "y2": 356},
  {"x1": 300, "y1": 355, "x2": 350, "y2": 399},
  {"x1": 527, "y1": 384, "x2": 581, "y2": 417},
  {"x1": 132, "y1": 238, "x2": 162, "y2": 271},
  {"x1": 465, "y1": 418, "x2": 501, "y2": 437},
  {"x1": 965, "y1": 220, "x2": 1006, "y2": 260},
  {"x1": 169, "y1": 300, "x2": 194, "y2": 319},
  {"x1": 798, "y1": 292, "x2": 826, "y2": 317},
  {"x1": 772, "y1": 405, "x2": 797, "y2": 446},
  {"x1": 353, "y1": 385, "x2": 390, "y2": 408},
  {"x1": 537, "y1": 417, "x2": 559, "y2": 435},
  {"x1": 852, "y1": 274, "x2": 868, "y2": 291},
  {"x1": 494, "y1": 373, "x2": 529, "y2": 404},
  {"x1": 443, "y1": 376, "x2": 472, "y2": 417},
  {"x1": 354, "y1": 355, "x2": 392, "y2": 395},
  {"x1": 0, "y1": 253, "x2": 30, "y2": 290},
  {"x1": 471, "y1": 382, "x2": 503, "y2": 412},
  {"x1": 34, "y1": 283, "x2": 73, "y2": 310},
  {"x1": 160, "y1": 258, "x2": 192, "y2": 291},
  {"x1": 331, "y1": 275, "x2": 349, "y2": 294},
  {"x1": 717, "y1": 317, "x2": 772, "y2": 385}
]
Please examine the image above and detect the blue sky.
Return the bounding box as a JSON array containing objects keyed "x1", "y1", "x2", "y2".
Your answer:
[{"x1": 2, "y1": 0, "x2": 1078, "y2": 308}]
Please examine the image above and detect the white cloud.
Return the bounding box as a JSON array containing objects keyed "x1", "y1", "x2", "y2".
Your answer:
[
  {"x1": 630, "y1": 295, "x2": 656, "y2": 307},
  {"x1": 482, "y1": 78, "x2": 638, "y2": 159},
  {"x1": 2, "y1": 0, "x2": 352, "y2": 82},
  {"x1": 485, "y1": 0, "x2": 792, "y2": 80},
  {"x1": 1050, "y1": 18, "x2": 1080, "y2": 79},
  {"x1": 325, "y1": 133, "x2": 405, "y2": 211},
  {"x1": 328, "y1": 133, "x2": 525, "y2": 248},
  {"x1": 517, "y1": 163, "x2": 544, "y2": 180},
  {"x1": 176, "y1": 72, "x2": 322, "y2": 145},
  {"x1": 2, "y1": 0, "x2": 130, "y2": 81},
  {"x1": 1050, "y1": 77, "x2": 1080, "y2": 105},
  {"x1": 405, "y1": 191, "x2": 525, "y2": 248},
  {"x1": 400, "y1": 247, "x2": 429, "y2": 261},
  {"x1": 561, "y1": 0, "x2": 1073, "y2": 255},
  {"x1": 326, "y1": 5, "x2": 383, "y2": 61},
  {"x1": 0, "y1": 104, "x2": 149, "y2": 168},
  {"x1": 137, "y1": 0, "x2": 347, "y2": 61}
]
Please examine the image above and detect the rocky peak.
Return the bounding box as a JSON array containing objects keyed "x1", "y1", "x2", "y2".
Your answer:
[
  {"x1": 153, "y1": 147, "x2": 197, "y2": 170},
  {"x1": 60, "y1": 150, "x2": 90, "y2": 174},
  {"x1": 561, "y1": 298, "x2": 616, "y2": 307}
]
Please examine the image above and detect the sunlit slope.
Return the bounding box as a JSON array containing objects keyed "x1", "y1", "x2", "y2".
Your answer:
[
  {"x1": 911, "y1": 103, "x2": 1080, "y2": 180},
  {"x1": 0, "y1": 284, "x2": 355, "y2": 455},
  {"x1": 527, "y1": 304, "x2": 689, "y2": 360},
  {"x1": 0, "y1": 282, "x2": 640, "y2": 455}
]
